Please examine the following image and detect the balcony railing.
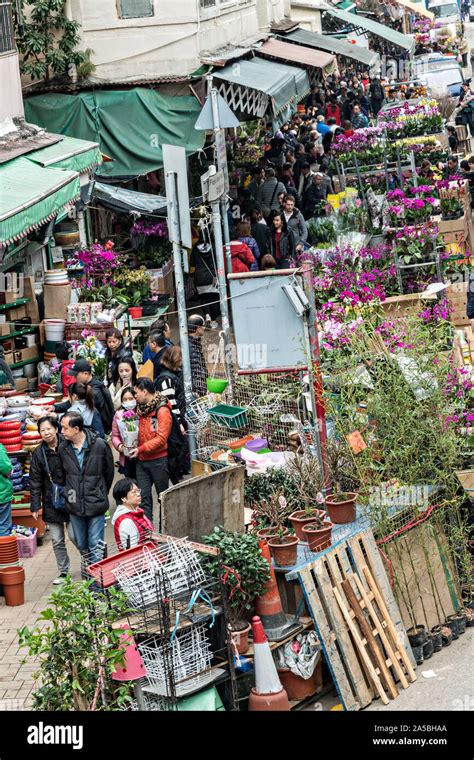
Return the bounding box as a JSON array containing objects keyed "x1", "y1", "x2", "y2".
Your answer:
[{"x1": 0, "y1": 2, "x2": 15, "y2": 55}]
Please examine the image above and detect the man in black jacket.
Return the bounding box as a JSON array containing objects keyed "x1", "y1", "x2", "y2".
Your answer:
[
  {"x1": 62, "y1": 359, "x2": 115, "y2": 435},
  {"x1": 58, "y1": 412, "x2": 114, "y2": 565}
]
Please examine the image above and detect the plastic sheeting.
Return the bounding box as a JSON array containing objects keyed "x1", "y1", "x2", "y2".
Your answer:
[{"x1": 24, "y1": 89, "x2": 206, "y2": 179}]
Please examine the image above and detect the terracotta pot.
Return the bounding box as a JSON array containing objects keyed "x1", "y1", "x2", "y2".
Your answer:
[
  {"x1": 268, "y1": 535, "x2": 298, "y2": 567},
  {"x1": 256, "y1": 526, "x2": 289, "y2": 542},
  {"x1": 231, "y1": 623, "x2": 251, "y2": 655},
  {"x1": 129, "y1": 307, "x2": 143, "y2": 319},
  {"x1": 302, "y1": 520, "x2": 333, "y2": 553},
  {"x1": 0, "y1": 566, "x2": 25, "y2": 606},
  {"x1": 248, "y1": 687, "x2": 290, "y2": 711},
  {"x1": 325, "y1": 493, "x2": 357, "y2": 525},
  {"x1": 277, "y1": 661, "x2": 322, "y2": 701},
  {"x1": 289, "y1": 509, "x2": 326, "y2": 541}
]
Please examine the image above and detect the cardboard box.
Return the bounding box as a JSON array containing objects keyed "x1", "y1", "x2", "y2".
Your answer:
[
  {"x1": 4, "y1": 351, "x2": 13, "y2": 366},
  {"x1": 43, "y1": 284, "x2": 71, "y2": 320},
  {"x1": 22, "y1": 276, "x2": 36, "y2": 298},
  {"x1": 26, "y1": 298, "x2": 40, "y2": 327},
  {"x1": 0, "y1": 323, "x2": 11, "y2": 336},
  {"x1": 155, "y1": 270, "x2": 175, "y2": 296},
  {"x1": 7, "y1": 305, "x2": 27, "y2": 321},
  {"x1": 14, "y1": 378, "x2": 29, "y2": 392},
  {"x1": 438, "y1": 214, "x2": 468, "y2": 236},
  {"x1": 19, "y1": 346, "x2": 39, "y2": 362}
]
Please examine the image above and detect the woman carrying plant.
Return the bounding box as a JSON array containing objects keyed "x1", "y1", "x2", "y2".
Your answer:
[
  {"x1": 111, "y1": 387, "x2": 138, "y2": 478},
  {"x1": 111, "y1": 478, "x2": 154, "y2": 551},
  {"x1": 104, "y1": 328, "x2": 132, "y2": 387},
  {"x1": 109, "y1": 357, "x2": 138, "y2": 411},
  {"x1": 29, "y1": 415, "x2": 74, "y2": 584}
]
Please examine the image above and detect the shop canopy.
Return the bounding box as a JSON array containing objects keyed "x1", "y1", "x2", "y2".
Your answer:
[
  {"x1": 257, "y1": 38, "x2": 335, "y2": 73},
  {"x1": 394, "y1": 0, "x2": 434, "y2": 19},
  {"x1": 212, "y1": 57, "x2": 310, "y2": 123},
  {"x1": 92, "y1": 181, "x2": 202, "y2": 216},
  {"x1": 24, "y1": 88, "x2": 205, "y2": 179},
  {"x1": 323, "y1": 7, "x2": 415, "y2": 54},
  {"x1": 25, "y1": 135, "x2": 102, "y2": 175},
  {"x1": 0, "y1": 156, "x2": 80, "y2": 246},
  {"x1": 280, "y1": 28, "x2": 380, "y2": 69}
]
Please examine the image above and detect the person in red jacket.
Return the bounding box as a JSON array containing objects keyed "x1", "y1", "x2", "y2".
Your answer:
[
  {"x1": 325, "y1": 100, "x2": 341, "y2": 126},
  {"x1": 128, "y1": 377, "x2": 172, "y2": 525},
  {"x1": 229, "y1": 240, "x2": 258, "y2": 273}
]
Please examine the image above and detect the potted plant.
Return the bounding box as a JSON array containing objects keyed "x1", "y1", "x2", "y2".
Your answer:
[
  {"x1": 440, "y1": 196, "x2": 463, "y2": 220},
  {"x1": 286, "y1": 456, "x2": 327, "y2": 541},
  {"x1": 302, "y1": 514, "x2": 333, "y2": 553},
  {"x1": 202, "y1": 527, "x2": 270, "y2": 655},
  {"x1": 325, "y1": 440, "x2": 359, "y2": 525},
  {"x1": 253, "y1": 492, "x2": 293, "y2": 539},
  {"x1": 267, "y1": 525, "x2": 299, "y2": 567}
]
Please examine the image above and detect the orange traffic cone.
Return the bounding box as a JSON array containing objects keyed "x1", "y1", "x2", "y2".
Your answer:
[
  {"x1": 255, "y1": 539, "x2": 302, "y2": 641},
  {"x1": 248, "y1": 616, "x2": 290, "y2": 711}
]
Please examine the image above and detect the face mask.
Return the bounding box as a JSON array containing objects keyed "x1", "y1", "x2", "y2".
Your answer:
[{"x1": 122, "y1": 400, "x2": 137, "y2": 410}]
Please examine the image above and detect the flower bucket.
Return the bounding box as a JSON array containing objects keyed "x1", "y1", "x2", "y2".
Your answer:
[
  {"x1": 129, "y1": 307, "x2": 143, "y2": 319},
  {"x1": 44, "y1": 319, "x2": 65, "y2": 343}
]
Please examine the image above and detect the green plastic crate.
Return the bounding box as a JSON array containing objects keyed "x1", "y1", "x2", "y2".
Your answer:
[{"x1": 208, "y1": 404, "x2": 248, "y2": 430}]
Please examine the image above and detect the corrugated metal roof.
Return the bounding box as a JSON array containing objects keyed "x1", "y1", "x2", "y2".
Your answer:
[
  {"x1": 323, "y1": 7, "x2": 415, "y2": 53},
  {"x1": 281, "y1": 28, "x2": 380, "y2": 68}
]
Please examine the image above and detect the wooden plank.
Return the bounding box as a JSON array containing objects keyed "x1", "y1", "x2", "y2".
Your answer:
[
  {"x1": 342, "y1": 578, "x2": 399, "y2": 701},
  {"x1": 314, "y1": 557, "x2": 373, "y2": 708},
  {"x1": 298, "y1": 567, "x2": 359, "y2": 711},
  {"x1": 353, "y1": 573, "x2": 409, "y2": 690},
  {"x1": 356, "y1": 529, "x2": 416, "y2": 670},
  {"x1": 346, "y1": 536, "x2": 371, "y2": 592},
  {"x1": 333, "y1": 586, "x2": 389, "y2": 705},
  {"x1": 363, "y1": 565, "x2": 417, "y2": 684}
]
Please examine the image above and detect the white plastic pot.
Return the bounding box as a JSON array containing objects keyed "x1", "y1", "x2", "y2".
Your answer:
[{"x1": 44, "y1": 319, "x2": 65, "y2": 343}]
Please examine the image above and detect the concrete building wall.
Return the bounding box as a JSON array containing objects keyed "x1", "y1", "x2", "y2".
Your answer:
[{"x1": 0, "y1": 53, "x2": 24, "y2": 120}]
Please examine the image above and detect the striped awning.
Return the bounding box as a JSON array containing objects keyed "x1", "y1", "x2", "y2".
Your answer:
[
  {"x1": 25, "y1": 135, "x2": 102, "y2": 175},
  {"x1": 0, "y1": 157, "x2": 80, "y2": 246}
]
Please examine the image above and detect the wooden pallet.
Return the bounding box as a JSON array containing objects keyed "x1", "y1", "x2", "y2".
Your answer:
[{"x1": 296, "y1": 528, "x2": 416, "y2": 711}]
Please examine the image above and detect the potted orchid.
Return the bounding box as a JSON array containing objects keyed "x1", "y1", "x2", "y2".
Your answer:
[{"x1": 118, "y1": 409, "x2": 139, "y2": 452}]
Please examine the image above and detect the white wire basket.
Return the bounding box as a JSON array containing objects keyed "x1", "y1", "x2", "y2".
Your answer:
[
  {"x1": 139, "y1": 624, "x2": 213, "y2": 698},
  {"x1": 126, "y1": 692, "x2": 172, "y2": 711},
  {"x1": 185, "y1": 395, "x2": 214, "y2": 431},
  {"x1": 112, "y1": 538, "x2": 206, "y2": 610}
]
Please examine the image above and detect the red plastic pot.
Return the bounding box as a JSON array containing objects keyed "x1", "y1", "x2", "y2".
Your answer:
[
  {"x1": 0, "y1": 436, "x2": 23, "y2": 446},
  {"x1": 325, "y1": 493, "x2": 357, "y2": 525},
  {"x1": 129, "y1": 307, "x2": 143, "y2": 319},
  {"x1": 4, "y1": 444, "x2": 24, "y2": 453},
  {"x1": 0, "y1": 422, "x2": 21, "y2": 432},
  {"x1": 302, "y1": 521, "x2": 333, "y2": 553},
  {"x1": 0, "y1": 566, "x2": 25, "y2": 606},
  {"x1": 289, "y1": 509, "x2": 326, "y2": 542},
  {"x1": 268, "y1": 535, "x2": 298, "y2": 567}
]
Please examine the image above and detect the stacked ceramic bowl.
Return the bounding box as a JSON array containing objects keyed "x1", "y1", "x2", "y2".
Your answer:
[{"x1": 44, "y1": 269, "x2": 69, "y2": 285}]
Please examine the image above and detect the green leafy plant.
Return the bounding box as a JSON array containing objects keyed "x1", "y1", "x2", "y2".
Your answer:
[
  {"x1": 18, "y1": 577, "x2": 134, "y2": 711},
  {"x1": 15, "y1": 0, "x2": 90, "y2": 83},
  {"x1": 202, "y1": 527, "x2": 270, "y2": 629},
  {"x1": 440, "y1": 197, "x2": 463, "y2": 219}
]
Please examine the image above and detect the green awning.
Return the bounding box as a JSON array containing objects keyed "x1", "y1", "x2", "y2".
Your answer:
[
  {"x1": 24, "y1": 88, "x2": 206, "y2": 179},
  {"x1": 0, "y1": 157, "x2": 80, "y2": 246},
  {"x1": 324, "y1": 7, "x2": 415, "y2": 53},
  {"x1": 25, "y1": 135, "x2": 102, "y2": 175},
  {"x1": 213, "y1": 57, "x2": 310, "y2": 119},
  {"x1": 281, "y1": 29, "x2": 380, "y2": 68}
]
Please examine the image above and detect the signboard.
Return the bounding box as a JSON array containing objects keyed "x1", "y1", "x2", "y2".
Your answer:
[{"x1": 201, "y1": 168, "x2": 225, "y2": 202}]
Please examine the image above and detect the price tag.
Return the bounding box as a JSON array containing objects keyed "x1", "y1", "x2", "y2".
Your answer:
[{"x1": 346, "y1": 430, "x2": 367, "y2": 454}]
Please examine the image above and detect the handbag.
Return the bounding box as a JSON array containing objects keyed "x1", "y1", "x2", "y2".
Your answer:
[{"x1": 42, "y1": 446, "x2": 67, "y2": 513}]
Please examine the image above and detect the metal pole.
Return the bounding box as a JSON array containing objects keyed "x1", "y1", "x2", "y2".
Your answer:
[
  {"x1": 208, "y1": 82, "x2": 233, "y2": 273},
  {"x1": 209, "y1": 167, "x2": 234, "y2": 399},
  {"x1": 165, "y1": 170, "x2": 196, "y2": 457},
  {"x1": 133, "y1": 681, "x2": 146, "y2": 711},
  {"x1": 300, "y1": 263, "x2": 330, "y2": 492}
]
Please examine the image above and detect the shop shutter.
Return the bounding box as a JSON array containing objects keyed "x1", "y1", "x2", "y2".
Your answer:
[{"x1": 118, "y1": 0, "x2": 154, "y2": 19}]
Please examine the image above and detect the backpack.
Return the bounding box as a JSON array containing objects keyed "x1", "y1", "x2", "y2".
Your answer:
[
  {"x1": 157, "y1": 400, "x2": 184, "y2": 465},
  {"x1": 372, "y1": 82, "x2": 384, "y2": 101}
]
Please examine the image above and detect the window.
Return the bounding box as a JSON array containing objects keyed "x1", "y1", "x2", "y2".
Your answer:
[
  {"x1": 200, "y1": 0, "x2": 216, "y2": 7},
  {"x1": 0, "y1": 2, "x2": 15, "y2": 55},
  {"x1": 117, "y1": 0, "x2": 154, "y2": 19}
]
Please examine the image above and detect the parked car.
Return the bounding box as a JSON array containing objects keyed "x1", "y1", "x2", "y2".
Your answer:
[{"x1": 412, "y1": 54, "x2": 464, "y2": 97}]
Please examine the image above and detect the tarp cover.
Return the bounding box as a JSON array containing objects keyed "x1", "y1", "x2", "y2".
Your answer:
[
  {"x1": 282, "y1": 28, "x2": 380, "y2": 68},
  {"x1": 0, "y1": 157, "x2": 80, "y2": 245},
  {"x1": 93, "y1": 181, "x2": 167, "y2": 215},
  {"x1": 324, "y1": 7, "x2": 415, "y2": 53},
  {"x1": 258, "y1": 38, "x2": 334, "y2": 70},
  {"x1": 24, "y1": 89, "x2": 205, "y2": 179},
  {"x1": 213, "y1": 57, "x2": 310, "y2": 116},
  {"x1": 25, "y1": 135, "x2": 102, "y2": 175}
]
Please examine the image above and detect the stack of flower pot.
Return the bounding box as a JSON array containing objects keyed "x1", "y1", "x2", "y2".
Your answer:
[
  {"x1": 0, "y1": 536, "x2": 25, "y2": 606},
  {"x1": 0, "y1": 420, "x2": 23, "y2": 454},
  {"x1": 8, "y1": 458, "x2": 24, "y2": 493}
]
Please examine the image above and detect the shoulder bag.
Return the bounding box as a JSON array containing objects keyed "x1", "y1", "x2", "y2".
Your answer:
[{"x1": 42, "y1": 446, "x2": 67, "y2": 512}]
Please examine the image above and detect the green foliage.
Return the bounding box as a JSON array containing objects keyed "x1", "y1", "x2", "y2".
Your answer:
[
  {"x1": 18, "y1": 577, "x2": 134, "y2": 711},
  {"x1": 14, "y1": 0, "x2": 89, "y2": 83},
  {"x1": 202, "y1": 527, "x2": 270, "y2": 627}
]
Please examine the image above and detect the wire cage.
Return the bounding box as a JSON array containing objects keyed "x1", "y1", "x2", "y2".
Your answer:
[
  {"x1": 139, "y1": 624, "x2": 213, "y2": 698},
  {"x1": 126, "y1": 691, "x2": 173, "y2": 712},
  {"x1": 113, "y1": 538, "x2": 206, "y2": 610}
]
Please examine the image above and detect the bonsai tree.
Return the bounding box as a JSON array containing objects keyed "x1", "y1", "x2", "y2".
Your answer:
[
  {"x1": 18, "y1": 577, "x2": 133, "y2": 711},
  {"x1": 202, "y1": 527, "x2": 270, "y2": 631},
  {"x1": 285, "y1": 455, "x2": 325, "y2": 514},
  {"x1": 252, "y1": 491, "x2": 294, "y2": 532}
]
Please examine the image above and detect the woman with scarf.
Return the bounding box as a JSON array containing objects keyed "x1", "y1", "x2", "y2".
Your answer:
[
  {"x1": 111, "y1": 478, "x2": 154, "y2": 551},
  {"x1": 127, "y1": 378, "x2": 173, "y2": 527}
]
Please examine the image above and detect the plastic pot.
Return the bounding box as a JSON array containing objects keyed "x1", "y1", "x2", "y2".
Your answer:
[
  {"x1": 422, "y1": 634, "x2": 434, "y2": 660},
  {"x1": 325, "y1": 493, "x2": 357, "y2": 525},
  {"x1": 231, "y1": 623, "x2": 251, "y2": 655},
  {"x1": 302, "y1": 521, "x2": 333, "y2": 553},
  {"x1": 268, "y1": 535, "x2": 299, "y2": 567},
  {"x1": 256, "y1": 526, "x2": 289, "y2": 542},
  {"x1": 441, "y1": 625, "x2": 453, "y2": 647},
  {"x1": 0, "y1": 566, "x2": 25, "y2": 606},
  {"x1": 44, "y1": 319, "x2": 65, "y2": 343},
  {"x1": 407, "y1": 625, "x2": 428, "y2": 647},
  {"x1": 454, "y1": 613, "x2": 466, "y2": 635},
  {"x1": 430, "y1": 626, "x2": 443, "y2": 653},
  {"x1": 289, "y1": 509, "x2": 326, "y2": 542},
  {"x1": 411, "y1": 643, "x2": 424, "y2": 665},
  {"x1": 206, "y1": 377, "x2": 229, "y2": 394},
  {"x1": 445, "y1": 617, "x2": 459, "y2": 640},
  {"x1": 128, "y1": 307, "x2": 143, "y2": 319}
]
